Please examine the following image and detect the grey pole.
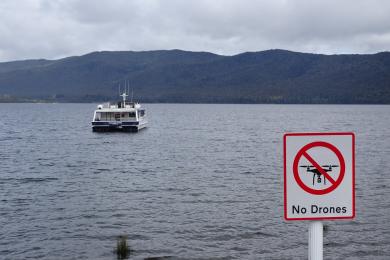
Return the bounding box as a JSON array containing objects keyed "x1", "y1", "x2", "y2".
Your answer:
[{"x1": 309, "y1": 221, "x2": 323, "y2": 260}]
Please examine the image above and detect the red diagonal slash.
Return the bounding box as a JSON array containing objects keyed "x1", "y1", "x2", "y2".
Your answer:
[{"x1": 303, "y1": 151, "x2": 336, "y2": 185}]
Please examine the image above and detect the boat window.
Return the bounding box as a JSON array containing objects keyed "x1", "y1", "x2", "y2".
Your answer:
[
  {"x1": 100, "y1": 112, "x2": 107, "y2": 121},
  {"x1": 129, "y1": 112, "x2": 136, "y2": 118},
  {"x1": 115, "y1": 113, "x2": 120, "y2": 121},
  {"x1": 95, "y1": 112, "x2": 101, "y2": 121},
  {"x1": 121, "y1": 113, "x2": 125, "y2": 117}
]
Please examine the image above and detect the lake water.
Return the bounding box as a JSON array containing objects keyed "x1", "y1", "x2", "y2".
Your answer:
[{"x1": 0, "y1": 104, "x2": 389, "y2": 260}]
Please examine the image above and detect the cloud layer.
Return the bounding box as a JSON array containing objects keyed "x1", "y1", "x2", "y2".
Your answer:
[{"x1": 1, "y1": 0, "x2": 390, "y2": 61}]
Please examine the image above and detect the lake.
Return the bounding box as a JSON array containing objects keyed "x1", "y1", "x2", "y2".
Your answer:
[{"x1": 0, "y1": 104, "x2": 389, "y2": 259}]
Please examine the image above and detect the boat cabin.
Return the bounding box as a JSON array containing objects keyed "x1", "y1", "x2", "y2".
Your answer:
[
  {"x1": 91, "y1": 92, "x2": 147, "y2": 132},
  {"x1": 93, "y1": 103, "x2": 146, "y2": 122}
]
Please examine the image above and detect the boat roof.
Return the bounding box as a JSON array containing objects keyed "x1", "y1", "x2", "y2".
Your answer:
[{"x1": 95, "y1": 108, "x2": 142, "y2": 112}]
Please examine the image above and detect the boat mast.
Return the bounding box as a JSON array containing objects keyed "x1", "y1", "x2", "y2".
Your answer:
[
  {"x1": 127, "y1": 79, "x2": 133, "y2": 102},
  {"x1": 120, "y1": 81, "x2": 128, "y2": 106}
]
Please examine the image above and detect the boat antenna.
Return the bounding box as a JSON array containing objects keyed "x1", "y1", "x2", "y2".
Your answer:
[
  {"x1": 123, "y1": 79, "x2": 133, "y2": 102},
  {"x1": 120, "y1": 80, "x2": 128, "y2": 105},
  {"x1": 125, "y1": 79, "x2": 127, "y2": 95}
]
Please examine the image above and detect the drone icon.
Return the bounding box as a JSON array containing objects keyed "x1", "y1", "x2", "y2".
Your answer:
[{"x1": 299, "y1": 165, "x2": 339, "y2": 186}]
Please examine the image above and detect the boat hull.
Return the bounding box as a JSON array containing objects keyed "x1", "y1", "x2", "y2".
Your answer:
[{"x1": 91, "y1": 121, "x2": 147, "y2": 132}]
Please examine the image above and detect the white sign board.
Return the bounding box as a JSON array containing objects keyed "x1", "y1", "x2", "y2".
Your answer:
[{"x1": 284, "y1": 132, "x2": 355, "y2": 220}]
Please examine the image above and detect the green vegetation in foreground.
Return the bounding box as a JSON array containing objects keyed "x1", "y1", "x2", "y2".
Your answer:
[{"x1": 115, "y1": 235, "x2": 132, "y2": 259}]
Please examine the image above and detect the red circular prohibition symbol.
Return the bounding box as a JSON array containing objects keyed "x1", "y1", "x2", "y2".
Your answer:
[{"x1": 293, "y1": 141, "x2": 345, "y2": 195}]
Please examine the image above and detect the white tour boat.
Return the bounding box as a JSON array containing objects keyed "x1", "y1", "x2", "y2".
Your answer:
[{"x1": 91, "y1": 90, "x2": 147, "y2": 132}]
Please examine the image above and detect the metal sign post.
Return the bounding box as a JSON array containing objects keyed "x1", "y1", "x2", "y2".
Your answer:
[{"x1": 309, "y1": 221, "x2": 323, "y2": 260}]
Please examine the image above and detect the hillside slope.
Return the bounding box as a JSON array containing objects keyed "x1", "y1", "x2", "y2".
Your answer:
[{"x1": 0, "y1": 49, "x2": 389, "y2": 103}]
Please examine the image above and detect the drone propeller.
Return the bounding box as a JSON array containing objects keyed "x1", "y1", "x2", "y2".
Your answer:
[
  {"x1": 321, "y1": 165, "x2": 339, "y2": 168},
  {"x1": 300, "y1": 165, "x2": 313, "y2": 168}
]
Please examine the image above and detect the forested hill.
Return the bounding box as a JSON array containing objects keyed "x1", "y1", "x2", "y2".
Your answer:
[{"x1": 0, "y1": 49, "x2": 389, "y2": 103}]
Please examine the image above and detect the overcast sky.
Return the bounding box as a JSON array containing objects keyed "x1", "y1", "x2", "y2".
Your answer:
[{"x1": 1, "y1": 0, "x2": 390, "y2": 61}]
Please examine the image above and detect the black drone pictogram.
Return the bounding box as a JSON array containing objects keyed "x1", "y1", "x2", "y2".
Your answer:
[{"x1": 299, "y1": 165, "x2": 339, "y2": 186}]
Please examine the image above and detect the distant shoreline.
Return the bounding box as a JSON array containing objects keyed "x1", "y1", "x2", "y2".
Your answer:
[{"x1": 1, "y1": 100, "x2": 389, "y2": 105}]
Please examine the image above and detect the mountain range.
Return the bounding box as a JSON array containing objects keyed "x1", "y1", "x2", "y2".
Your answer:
[{"x1": 0, "y1": 49, "x2": 389, "y2": 103}]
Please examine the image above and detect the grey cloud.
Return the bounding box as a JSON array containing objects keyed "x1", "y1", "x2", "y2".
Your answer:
[{"x1": 0, "y1": 0, "x2": 389, "y2": 61}]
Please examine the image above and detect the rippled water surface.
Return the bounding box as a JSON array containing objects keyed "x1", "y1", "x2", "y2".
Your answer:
[{"x1": 0, "y1": 104, "x2": 390, "y2": 260}]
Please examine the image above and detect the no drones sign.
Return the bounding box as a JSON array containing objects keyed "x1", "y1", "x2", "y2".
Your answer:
[{"x1": 284, "y1": 133, "x2": 355, "y2": 220}]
